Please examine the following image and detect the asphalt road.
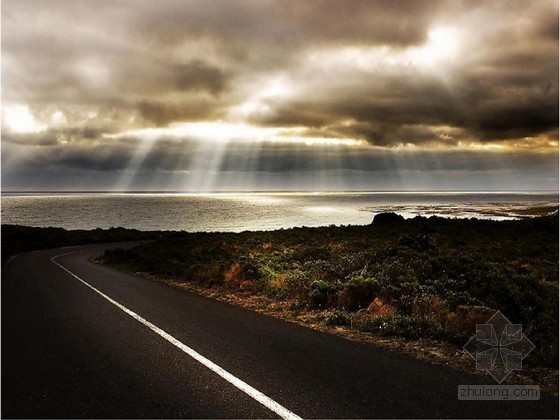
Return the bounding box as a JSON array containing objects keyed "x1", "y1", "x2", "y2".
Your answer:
[{"x1": 2, "y1": 243, "x2": 558, "y2": 418}]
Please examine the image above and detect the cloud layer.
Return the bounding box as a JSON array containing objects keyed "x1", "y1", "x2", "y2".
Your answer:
[{"x1": 2, "y1": 0, "x2": 558, "y2": 190}]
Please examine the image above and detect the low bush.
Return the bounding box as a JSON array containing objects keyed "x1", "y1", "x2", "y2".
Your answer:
[
  {"x1": 97, "y1": 215, "x2": 559, "y2": 367},
  {"x1": 398, "y1": 233, "x2": 437, "y2": 252},
  {"x1": 325, "y1": 310, "x2": 351, "y2": 326},
  {"x1": 340, "y1": 274, "x2": 380, "y2": 311}
]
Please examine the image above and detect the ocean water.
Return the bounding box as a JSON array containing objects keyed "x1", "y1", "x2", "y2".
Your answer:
[{"x1": 1, "y1": 192, "x2": 558, "y2": 232}]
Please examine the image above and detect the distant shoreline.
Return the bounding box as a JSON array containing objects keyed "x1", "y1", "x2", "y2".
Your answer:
[{"x1": 2, "y1": 190, "x2": 559, "y2": 195}]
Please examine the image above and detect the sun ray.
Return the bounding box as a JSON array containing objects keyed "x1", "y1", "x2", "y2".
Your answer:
[
  {"x1": 113, "y1": 135, "x2": 159, "y2": 192},
  {"x1": 183, "y1": 138, "x2": 231, "y2": 192}
]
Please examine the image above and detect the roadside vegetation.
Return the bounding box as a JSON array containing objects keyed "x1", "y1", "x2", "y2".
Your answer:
[
  {"x1": 1, "y1": 225, "x2": 168, "y2": 266},
  {"x1": 99, "y1": 213, "x2": 559, "y2": 369}
]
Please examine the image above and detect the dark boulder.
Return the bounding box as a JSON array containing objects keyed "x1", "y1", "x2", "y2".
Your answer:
[{"x1": 372, "y1": 212, "x2": 405, "y2": 224}]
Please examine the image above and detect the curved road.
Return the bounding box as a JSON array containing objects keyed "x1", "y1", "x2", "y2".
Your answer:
[{"x1": 2, "y1": 243, "x2": 558, "y2": 418}]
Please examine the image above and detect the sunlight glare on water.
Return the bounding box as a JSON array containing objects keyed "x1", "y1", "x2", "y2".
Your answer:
[{"x1": 1, "y1": 192, "x2": 557, "y2": 232}]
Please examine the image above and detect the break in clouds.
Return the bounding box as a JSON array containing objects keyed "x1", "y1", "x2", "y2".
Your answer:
[{"x1": 2, "y1": 0, "x2": 558, "y2": 191}]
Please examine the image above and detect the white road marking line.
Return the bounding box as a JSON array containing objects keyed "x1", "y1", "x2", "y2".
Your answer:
[{"x1": 51, "y1": 251, "x2": 302, "y2": 420}]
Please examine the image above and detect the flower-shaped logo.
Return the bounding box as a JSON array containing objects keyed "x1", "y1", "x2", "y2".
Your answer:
[{"x1": 463, "y1": 311, "x2": 535, "y2": 383}]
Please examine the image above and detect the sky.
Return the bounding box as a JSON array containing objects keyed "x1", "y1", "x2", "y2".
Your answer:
[{"x1": 2, "y1": 0, "x2": 558, "y2": 192}]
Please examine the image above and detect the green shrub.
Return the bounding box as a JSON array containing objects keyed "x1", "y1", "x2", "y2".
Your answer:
[
  {"x1": 324, "y1": 310, "x2": 351, "y2": 326},
  {"x1": 284, "y1": 269, "x2": 309, "y2": 296},
  {"x1": 358, "y1": 314, "x2": 446, "y2": 339},
  {"x1": 309, "y1": 280, "x2": 341, "y2": 308},
  {"x1": 340, "y1": 274, "x2": 380, "y2": 311},
  {"x1": 398, "y1": 233, "x2": 437, "y2": 251}
]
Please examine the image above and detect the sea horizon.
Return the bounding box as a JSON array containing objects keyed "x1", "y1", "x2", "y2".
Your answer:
[
  {"x1": 2, "y1": 189, "x2": 558, "y2": 195},
  {"x1": 2, "y1": 190, "x2": 558, "y2": 232}
]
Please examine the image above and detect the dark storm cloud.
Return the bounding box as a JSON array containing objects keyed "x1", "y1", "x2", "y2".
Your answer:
[
  {"x1": 173, "y1": 61, "x2": 229, "y2": 94},
  {"x1": 276, "y1": 0, "x2": 442, "y2": 46},
  {"x1": 250, "y1": 40, "x2": 558, "y2": 146},
  {"x1": 2, "y1": 130, "x2": 191, "y2": 173},
  {"x1": 136, "y1": 99, "x2": 221, "y2": 126},
  {"x1": 3, "y1": 0, "x2": 557, "y2": 141},
  {"x1": 249, "y1": 1, "x2": 558, "y2": 146},
  {"x1": 132, "y1": 0, "x2": 443, "y2": 49},
  {"x1": 1, "y1": 0, "x2": 558, "y2": 191},
  {"x1": 1, "y1": 127, "x2": 110, "y2": 147}
]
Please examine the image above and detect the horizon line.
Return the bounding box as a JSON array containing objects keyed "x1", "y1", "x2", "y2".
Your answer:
[{"x1": 2, "y1": 189, "x2": 559, "y2": 195}]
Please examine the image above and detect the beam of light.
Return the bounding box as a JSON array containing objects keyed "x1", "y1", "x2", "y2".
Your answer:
[
  {"x1": 1, "y1": 142, "x2": 34, "y2": 172},
  {"x1": 105, "y1": 121, "x2": 366, "y2": 193},
  {"x1": 392, "y1": 149, "x2": 437, "y2": 191},
  {"x1": 183, "y1": 138, "x2": 231, "y2": 192},
  {"x1": 229, "y1": 140, "x2": 264, "y2": 192},
  {"x1": 386, "y1": 148, "x2": 520, "y2": 191},
  {"x1": 112, "y1": 134, "x2": 159, "y2": 191},
  {"x1": 105, "y1": 122, "x2": 366, "y2": 147}
]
